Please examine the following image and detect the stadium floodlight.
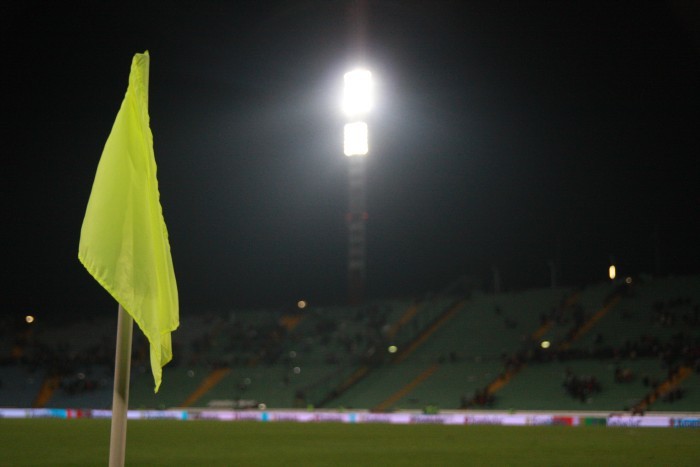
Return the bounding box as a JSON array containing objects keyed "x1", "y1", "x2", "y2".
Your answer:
[
  {"x1": 609, "y1": 264, "x2": 616, "y2": 280},
  {"x1": 344, "y1": 121, "x2": 368, "y2": 156},
  {"x1": 343, "y1": 69, "x2": 372, "y2": 304},
  {"x1": 343, "y1": 69, "x2": 373, "y2": 117}
]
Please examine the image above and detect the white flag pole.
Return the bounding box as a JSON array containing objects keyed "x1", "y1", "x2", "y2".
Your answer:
[{"x1": 109, "y1": 304, "x2": 133, "y2": 467}]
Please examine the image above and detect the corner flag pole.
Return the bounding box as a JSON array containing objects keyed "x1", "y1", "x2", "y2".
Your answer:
[{"x1": 109, "y1": 304, "x2": 134, "y2": 467}]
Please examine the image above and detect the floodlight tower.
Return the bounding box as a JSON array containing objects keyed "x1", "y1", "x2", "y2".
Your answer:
[{"x1": 343, "y1": 69, "x2": 372, "y2": 304}]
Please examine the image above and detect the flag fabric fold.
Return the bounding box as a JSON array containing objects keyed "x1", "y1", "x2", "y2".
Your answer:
[{"x1": 79, "y1": 51, "x2": 178, "y2": 392}]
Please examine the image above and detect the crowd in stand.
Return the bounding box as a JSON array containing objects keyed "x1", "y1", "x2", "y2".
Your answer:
[
  {"x1": 562, "y1": 368, "x2": 601, "y2": 402},
  {"x1": 2, "y1": 283, "x2": 699, "y2": 410},
  {"x1": 653, "y1": 297, "x2": 700, "y2": 327},
  {"x1": 294, "y1": 304, "x2": 390, "y2": 368},
  {"x1": 470, "y1": 285, "x2": 700, "y2": 408},
  {"x1": 0, "y1": 317, "x2": 115, "y2": 397},
  {"x1": 1, "y1": 301, "x2": 400, "y2": 407}
]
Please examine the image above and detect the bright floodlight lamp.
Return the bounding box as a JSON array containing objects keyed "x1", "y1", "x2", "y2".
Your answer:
[
  {"x1": 344, "y1": 121, "x2": 368, "y2": 156},
  {"x1": 343, "y1": 69, "x2": 373, "y2": 117}
]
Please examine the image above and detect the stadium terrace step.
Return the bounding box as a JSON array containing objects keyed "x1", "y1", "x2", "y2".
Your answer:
[
  {"x1": 531, "y1": 290, "x2": 581, "y2": 341},
  {"x1": 372, "y1": 363, "x2": 440, "y2": 412},
  {"x1": 385, "y1": 301, "x2": 422, "y2": 340},
  {"x1": 557, "y1": 294, "x2": 621, "y2": 351},
  {"x1": 632, "y1": 366, "x2": 694, "y2": 414},
  {"x1": 32, "y1": 375, "x2": 60, "y2": 408},
  {"x1": 392, "y1": 299, "x2": 467, "y2": 365},
  {"x1": 181, "y1": 368, "x2": 231, "y2": 408},
  {"x1": 316, "y1": 365, "x2": 370, "y2": 408}
]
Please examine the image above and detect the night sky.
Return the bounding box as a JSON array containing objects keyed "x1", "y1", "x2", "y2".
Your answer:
[{"x1": 3, "y1": 1, "x2": 700, "y2": 318}]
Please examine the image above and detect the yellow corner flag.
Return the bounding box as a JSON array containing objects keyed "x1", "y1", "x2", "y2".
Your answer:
[{"x1": 79, "y1": 51, "x2": 178, "y2": 393}]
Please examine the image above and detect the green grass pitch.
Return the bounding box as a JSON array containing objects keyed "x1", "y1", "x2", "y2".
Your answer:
[{"x1": 1, "y1": 419, "x2": 698, "y2": 466}]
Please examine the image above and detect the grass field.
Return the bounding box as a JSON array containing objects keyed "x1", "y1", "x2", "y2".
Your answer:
[{"x1": 1, "y1": 419, "x2": 698, "y2": 466}]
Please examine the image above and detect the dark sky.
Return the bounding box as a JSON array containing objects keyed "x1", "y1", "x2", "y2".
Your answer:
[{"x1": 3, "y1": 0, "x2": 700, "y2": 317}]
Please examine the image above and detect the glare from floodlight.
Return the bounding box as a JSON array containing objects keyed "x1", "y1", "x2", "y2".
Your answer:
[
  {"x1": 25, "y1": 315, "x2": 35, "y2": 324},
  {"x1": 541, "y1": 340, "x2": 551, "y2": 349},
  {"x1": 343, "y1": 69, "x2": 373, "y2": 117},
  {"x1": 344, "y1": 122, "x2": 368, "y2": 156},
  {"x1": 609, "y1": 265, "x2": 616, "y2": 280}
]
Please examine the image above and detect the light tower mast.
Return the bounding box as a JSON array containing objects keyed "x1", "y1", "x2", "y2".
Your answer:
[
  {"x1": 344, "y1": 0, "x2": 371, "y2": 304},
  {"x1": 346, "y1": 154, "x2": 367, "y2": 304},
  {"x1": 343, "y1": 70, "x2": 372, "y2": 304}
]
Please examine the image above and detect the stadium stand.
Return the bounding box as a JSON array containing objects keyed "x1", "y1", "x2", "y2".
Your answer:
[
  {"x1": 2, "y1": 275, "x2": 698, "y2": 414},
  {"x1": 351, "y1": 287, "x2": 576, "y2": 411},
  {"x1": 0, "y1": 366, "x2": 46, "y2": 408}
]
